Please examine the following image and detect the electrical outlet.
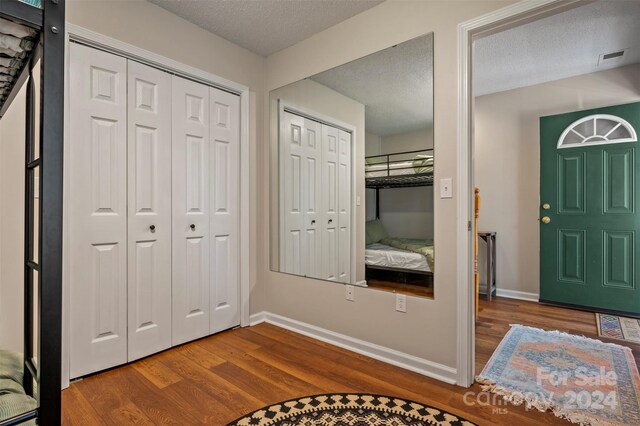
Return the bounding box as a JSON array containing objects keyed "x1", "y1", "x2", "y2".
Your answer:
[
  {"x1": 396, "y1": 294, "x2": 407, "y2": 312},
  {"x1": 346, "y1": 285, "x2": 355, "y2": 301}
]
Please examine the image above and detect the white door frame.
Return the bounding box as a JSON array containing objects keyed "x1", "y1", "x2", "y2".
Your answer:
[
  {"x1": 62, "y1": 24, "x2": 251, "y2": 388},
  {"x1": 456, "y1": 0, "x2": 591, "y2": 387},
  {"x1": 278, "y1": 100, "x2": 358, "y2": 286}
]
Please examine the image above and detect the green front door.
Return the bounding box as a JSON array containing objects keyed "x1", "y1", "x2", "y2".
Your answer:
[{"x1": 540, "y1": 102, "x2": 640, "y2": 315}]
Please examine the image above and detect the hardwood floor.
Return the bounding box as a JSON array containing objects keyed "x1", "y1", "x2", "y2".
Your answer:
[
  {"x1": 62, "y1": 297, "x2": 639, "y2": 425},
  {"x1": 476, "y1": 297, "x2": 640, "y2": 373},
  {"x1": 366, "y1": 278, "x2": 434, "y2": 298}
]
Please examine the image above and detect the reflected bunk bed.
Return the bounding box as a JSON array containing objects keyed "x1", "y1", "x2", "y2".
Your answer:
[
  {"x1": 0, "y1": 1, "x2": 64, "y2": 425},
  {"x1": 365, "y1": 149, "x2": 434, "y2": 290}
]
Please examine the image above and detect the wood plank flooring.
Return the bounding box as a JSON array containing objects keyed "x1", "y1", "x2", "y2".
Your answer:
[
  {"x1": 476, "y1": 297, "x2": 640, "y2": 373},
  {"x1": 366, "y1": 278, "x2": 434, "y2": 298},
  {"x1": 62, "y1": 297, "x2": 640, "y2": 425}
]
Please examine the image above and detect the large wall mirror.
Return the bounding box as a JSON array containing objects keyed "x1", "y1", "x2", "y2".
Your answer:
[{"x1": 270, "y1": 33, "x2": 435, "y2": 298}]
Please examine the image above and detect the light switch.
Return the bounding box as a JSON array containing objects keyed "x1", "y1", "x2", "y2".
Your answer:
[
  {"x1": 356, "y1": 196, "x2": 361, "y2": 206},
  {"x1": 440, "y1": 178, "x2": 453, "y2": 199}
]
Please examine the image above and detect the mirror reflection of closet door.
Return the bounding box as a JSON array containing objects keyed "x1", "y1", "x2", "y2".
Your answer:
[
  {"x1": 321, "y1": 124, "x2": 339, "y2": 282},
  {"x1": 126, "y1": 60, "x2": 173, "y2": 361},
  {"x1": 337, "y1": 129, "x2": 351, "y2": 283},
  {"x1": 280, "y1": 110, "x2": 352, "y2": 283},
  {"x1": 280, "y1": 112, "x2": 323, "y2": 278}
]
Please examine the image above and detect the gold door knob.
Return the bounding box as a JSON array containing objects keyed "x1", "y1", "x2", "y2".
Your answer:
[
  {"x1": 542, "y1": 203, "x2": 550, "y2": 210},
  {"x1": 541, "y1": 216, "x2": 551, "y2": 224}
]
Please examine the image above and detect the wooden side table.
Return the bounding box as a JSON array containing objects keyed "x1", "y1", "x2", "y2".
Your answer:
[{"x1": 478, "y1": 232, "x2": 496, "y2": 301}]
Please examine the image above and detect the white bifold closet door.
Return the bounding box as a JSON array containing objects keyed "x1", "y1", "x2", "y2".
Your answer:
[
  {"x1": 337, "y1": 129, "x2": 351, "y2": 283},
  {"x1": 69, "y1": 44, "x2": 128, "y2": 378},
  {"x1": 280, "y1": 112, "x2": 323, "y2": 278},
  {"x1": 171, "y1": 76, "x2": 211, "y2": 345},
  {"x1": 172, "y1": 76, "x2": 241, "y2": 344},
  {"x1": 69, "y1": 43, "x2": 242, "y2": 376},
  {"x1": 280, "y1": 111, "x2": 351, "y2": 283},
  {"x1": 126, "y1": 60, "x2": 173, "y2": 361},
  {"x1": 209, "y1": 89, "x2": 241, "y2": 334},
  {"x1": 321, "y1": 125, "x2": 339, "y2": 282}
]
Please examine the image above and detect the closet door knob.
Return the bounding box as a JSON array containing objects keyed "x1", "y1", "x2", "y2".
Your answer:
[
  {"x1": 328, "y1": 219, "x2": 333, "y2": 224},
  {"x1": 190, "y1": 224, "x2": 196, "y2": 230},
  {"x1": 149, "y1": 225, "x2": 156, "y2": 232},
  {"x1": 311, "y1": 220, "x2": 316, "y2": 225}
]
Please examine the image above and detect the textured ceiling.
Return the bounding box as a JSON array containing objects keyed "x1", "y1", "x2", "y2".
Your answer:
[
  {"x1": 147, "y1": 0, "x2": 384, "y2": 57},
  {"x1": 474, "y1": 0, "x2": 640, "y2": 96},
  {"x1": 311, "y1": 33, "x2": 433, "y2": 137}
]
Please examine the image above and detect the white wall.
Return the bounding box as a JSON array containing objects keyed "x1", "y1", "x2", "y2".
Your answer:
[
  {"x1": 475, "y1": 63, "x2": 640, "y2": 296},
  {"x1": 378, "y1": 186, "x2": 434, "y2": 239},
  {"x1": 269, "y1": 79, "x2": 365, "y2": 279},
  {"x1": 379, "y1": 128, "x2": 433, "y2": 155},
  {"x1": 262, "y1": 0, "x2": 515, "y2": 375},
  {"x1": 365, "y1": 132, "x2": 382, "y2": 156},
  {"x1": 0, "y1": 85, "x2": 26, "y2": 352}
]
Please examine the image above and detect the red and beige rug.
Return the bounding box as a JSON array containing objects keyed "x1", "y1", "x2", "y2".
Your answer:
[{"x1": 477, "y1": 324, "x2": 640, "y2": 426}]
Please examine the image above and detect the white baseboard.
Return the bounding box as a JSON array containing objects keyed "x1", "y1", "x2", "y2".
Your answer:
[
  {"x1": 355, "y1": 280, "x2": 368, "y2": 287},
  {"x1": 249, "y1": 311, "x2": 458, "y2": 385},
  {"x1": 495, "y1": 289, "x2": 539, "y2": 302},
  {"x1": 249, "y1": 311, "x2": 267, "y2": 326}
]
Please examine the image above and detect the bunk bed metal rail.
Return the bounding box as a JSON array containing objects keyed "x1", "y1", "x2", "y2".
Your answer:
[
  {"x1": 0, "y1": 1, "x2": 65, "y2": 425},
  {"x1": 0, "y1": 1, "x2": 41, "y2": 118},
  {"x1": 365, "y1": 148, "x2": 434, "y2": 189},
  {"x1": 0, "y1": 0, "x2": 42, "y2": 28},
  {"x1": 0, "y1": 410, "x2": 37, "y2": 426},
  {"x1": 365, "y1": 148, "x2": 434, "y2": 219}
]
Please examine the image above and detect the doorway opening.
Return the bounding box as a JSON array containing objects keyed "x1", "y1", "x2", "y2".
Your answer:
[{"x1": 461, "y1": 0, "x2": 640, "y2": 422}]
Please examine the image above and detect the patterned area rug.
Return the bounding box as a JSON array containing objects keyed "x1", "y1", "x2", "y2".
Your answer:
[
  {"x1": 597, "y1": 313, "x2": 640, "y2": 344},
  {"x1": 477, "y1": 324, "x2": 640, "y2": 426},
  {"x1": 228, "y1": 394, "x2": 476, "y2": 426}
]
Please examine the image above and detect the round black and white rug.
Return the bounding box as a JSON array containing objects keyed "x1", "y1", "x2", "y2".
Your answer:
[{"x1": 228, "y1": 393, "x2": 476, "y2": 426}]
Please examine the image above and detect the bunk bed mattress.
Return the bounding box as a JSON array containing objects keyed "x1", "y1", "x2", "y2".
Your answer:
[
  {"x1": 365, "y1": 243, "x2": 431, "y2": 272},
  {"x1": 365, "y1": 161, "x2": 419, "y2": 178}
]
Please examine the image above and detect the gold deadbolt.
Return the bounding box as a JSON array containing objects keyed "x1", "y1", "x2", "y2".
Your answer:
[
  {"x1": 541, "y1": 216, "x2": 551, "y2": 224},
  {"x1": 542, "y1": 203, "x2": 551, "y2": 210}
]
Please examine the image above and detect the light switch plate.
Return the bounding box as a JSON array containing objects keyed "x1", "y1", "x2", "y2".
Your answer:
[
  {"x1": 356, "y1": 196, "x2": 361, "y2": 206},
  {"x1": 396, "y1": 294, "x2": 407, "y2": 312},
  {"x1": 440, "y1": 178, "x2": 453, "y2": 199},
  {"x1": 346, "y1": 285, "x2": 355, "y2": 301}
]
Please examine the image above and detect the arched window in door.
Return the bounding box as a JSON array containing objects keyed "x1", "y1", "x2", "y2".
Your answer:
[{"x1": 557, "y1": 114, "x2": 637, "y2": 149}]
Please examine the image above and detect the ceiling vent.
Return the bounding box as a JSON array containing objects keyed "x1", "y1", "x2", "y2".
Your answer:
[{"x1": 598, "y1": 49, "x2": 627, "y2": 67}]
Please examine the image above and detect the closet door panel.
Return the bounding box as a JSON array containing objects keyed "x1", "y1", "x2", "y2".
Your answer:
[
  {"x1": 69, "y1": 43, "x2": 128, "y2": 378},
  {"x1": 172, "y1": 76, "x2": 211, "y2": 345},
  {"x1": 209, "y1": 88, "x2": 241, "y2": 334},
  {"x1": 322, "y1": 124, "x2": 339, "y2": 281},
  {"x1": 338, "y1": 130, "x2": 351, "y2": 283},
  {"x1": 280, "y1": 111, "x2": 324, "y2": 278},
  {"x1": 302, "y1": 119, "x2": 323, "y2": 279},
  {"x1": 127, "y1": 61, "x2": 172, "y2": 361},
  {"x1": 280, "y1": 112, "x2": 306, "y2": 275}
]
